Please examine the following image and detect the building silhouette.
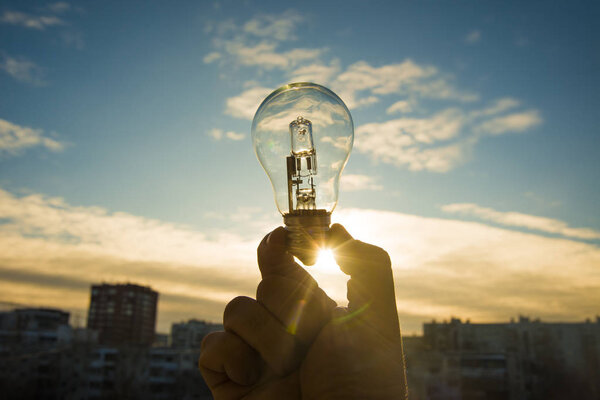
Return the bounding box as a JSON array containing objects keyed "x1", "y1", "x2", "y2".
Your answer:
[
  {"x1": 170, "y1": 319, "x2": 223, "y2": 348},
  {"x1": 87, "y1": 283, "x2": 158, "y2": 346},
  {"x1": 404, "y1": 316, "x2": 600, "y2": 400}
]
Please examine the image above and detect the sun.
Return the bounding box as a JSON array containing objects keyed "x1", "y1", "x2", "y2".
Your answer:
[
  {"x1": 312, "y1": 249, "x2": 340, "y2": 275},
  {"x1": 295, "y1": 248, "x2": 348, "y2": 304}
]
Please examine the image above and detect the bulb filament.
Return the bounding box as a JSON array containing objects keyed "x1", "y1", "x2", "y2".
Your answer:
[{"x1": 287, "y1": 116, "x2": 318, "y2": 213}]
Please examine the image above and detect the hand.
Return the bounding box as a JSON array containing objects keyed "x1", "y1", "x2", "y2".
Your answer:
[
  {"x1": 199, "y1": 224, "x2": 407, "y2": 399},
  {"x1": 199, "y1": 227, "x2": 336, "y2": 399},
  {"x1": 300, "y1": 224, "x2": 407, "y2": 399}
]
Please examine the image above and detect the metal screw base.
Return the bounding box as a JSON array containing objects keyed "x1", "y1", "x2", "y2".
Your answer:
[{"x1": 283, "y1": 210, "x2": 331, "y2": 266}]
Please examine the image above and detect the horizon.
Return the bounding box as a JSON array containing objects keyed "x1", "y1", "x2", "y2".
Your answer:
[
  {"x1": 4, "y1": 298, "x2": 600, "y2": 337},
  {"x1": 1, "y1": 0, "x2": 599, "y2": 336}
]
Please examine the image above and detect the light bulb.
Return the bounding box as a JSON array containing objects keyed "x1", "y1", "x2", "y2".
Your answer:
[{"x1": 252, "y1": 82, "x2": 354, "y2": 265}]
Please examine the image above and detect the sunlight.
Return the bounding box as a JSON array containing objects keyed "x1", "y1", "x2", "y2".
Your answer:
[
  {"x1": 303, "y1": 248, "x2": 349, "y2": 306},
  {"x1": 312, "y1": 249, "x2": 340, "y2": 275}
]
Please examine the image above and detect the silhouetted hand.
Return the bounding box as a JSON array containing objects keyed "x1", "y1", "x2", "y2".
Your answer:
[
  {"x1": 199, "y1": 226, "x2": 336, "y2": 398},
  {"x1": 300, "y1": 224, "x2": 407, "y2": 399},
  {"x1": 199, "y1": 224, "x2": 407, "y2": 399}
]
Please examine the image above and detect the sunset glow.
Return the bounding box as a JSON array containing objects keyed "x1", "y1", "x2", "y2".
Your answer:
[{"x1": 0, "y1": 1, "x2": 598, "y2": 337}]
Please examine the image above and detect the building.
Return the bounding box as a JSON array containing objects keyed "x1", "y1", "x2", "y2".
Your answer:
[
  {"x1": 406, "y1": 316, "x2": 600, "y2": 400},
  {"x1": 0, "y1": 307, "x2": 70, "y2": 347},
  {"x1": 170, "y1": 319, "x2": 223, "y2": 349},
  {"x1": 87, "y1": 283, "x2": 158, "y2": 346}
]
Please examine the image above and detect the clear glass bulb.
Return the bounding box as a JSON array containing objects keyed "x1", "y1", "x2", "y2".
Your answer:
[{"x1": 252, "y1": 82, "x2": 354, "y2": 264}]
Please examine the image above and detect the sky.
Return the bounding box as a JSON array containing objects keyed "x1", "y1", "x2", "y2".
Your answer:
[{"x1": 0, "y1": 0, "x2": 599, "y2": 334}]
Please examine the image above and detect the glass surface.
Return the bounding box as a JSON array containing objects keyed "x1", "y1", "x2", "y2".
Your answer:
[{"x1": 252, "y1": 82, "x2": 354, "y2": 215}]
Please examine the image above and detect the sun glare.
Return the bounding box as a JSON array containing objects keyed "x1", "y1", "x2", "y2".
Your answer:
[
  {"x1": 299, "y1": 248, "x2": 348, "y2": 305},
  {"x1": 313, "y1": 249, "x2": 340, "y2": 275}
]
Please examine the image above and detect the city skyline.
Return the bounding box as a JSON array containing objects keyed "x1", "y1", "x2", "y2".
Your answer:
[{"x1": 1, "y1": 1, "x2": 599, "y2": 334}]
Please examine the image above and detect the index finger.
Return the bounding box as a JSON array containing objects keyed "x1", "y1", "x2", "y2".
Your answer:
[
  {"x1": 257, "y1": 227, "x2": 316, "y2": 285},
  {"x1": 329, "y1": 224, "x2": 400, "y2": 341}
]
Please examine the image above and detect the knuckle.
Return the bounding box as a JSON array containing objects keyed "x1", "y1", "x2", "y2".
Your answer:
[
  {"x1": 255, "y1": 277, "x2": 277, "y2": 304},
  {"x1": 223, "y1": 296, "x2": 254, "y2": 324},
  {"x1": 200, "y1": 331, "x2": 222, "y2": 352},
  {"x1": 223, "y1": 296, "x2": 264, "y2": 333}
]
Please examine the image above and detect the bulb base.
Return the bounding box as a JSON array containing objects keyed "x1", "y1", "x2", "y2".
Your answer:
[{"x1": 284, "y1": 210, "x2": 331, "y2": 266}]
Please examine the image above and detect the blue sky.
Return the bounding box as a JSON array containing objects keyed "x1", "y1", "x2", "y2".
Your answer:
[{"x1": 1, "y1": 1, "x2": 599, "y2": 333}]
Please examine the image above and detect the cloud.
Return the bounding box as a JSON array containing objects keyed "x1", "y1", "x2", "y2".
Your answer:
[
  {"x1": 0, "y1": 54, "x2": 46, "y2": 85},
  {"x1": 44, "y1": 2, "x2": 71, "y2": 14},
  {"x1": 465, "y1": 30, "x2": 481, "y2": 44},
  {"x1": 341, "y1": 174, "x2": 383, "y2": 191},
  {"x1": 386, "y1": 100, "x2": 413, "y2": 114},
  {"x1": 0, "y1": 10, "x2": 64, "y2": 30},
  {"x1": 0, "y1": 118, "x2": 65, "y2": 155},
  {"x1": 330, "y1": 59, "x2": 478, "y2": 108},
  {"x1": 441, "y1": 203, "x2": 600, "y2": 240},
  {"x1": 334, "y1": 208, "x2": 600, "y2": 333},
  {"x1": 355, "y1": 98, "x2": 542, "y2": 172},
  {"x1": 203, "y1": 51, "x2": 221, "y2": 63},
  {"x1": 0, "y1": 187, "x2": 273, "y2": 330},
  {"x1": 355, "y1": 108, "x2": 469, "y2": 172},
  {"x1": 220, "y1": 40, "x2": 324, "y2": 70},
  {"x1": 204, "y1": 10, "x2": 324, "y2": 72},
  {"x1": 225, "y1": 86, "x2": 272, "y2": 119},
  {"x1": 469, "y1": 97, "x2": 519, "y2": 118},
  {"x1": 2, "y1": 186, "x2": 598, "y2": 334},
  {"x1": 288, "y1": 60, "x2": 341, "y2": 84},
  {"x1": 207, "y1": 12, "x2": 540, "y2": 173},
  {"x1": 475, "y1": 110, "x2": 542, "y2": 135},
  {"x1": 242, "y1": 10, "x2": 304, "y2": 41},
  {"x1": 61, "y1": 31, "x2": 85, "y2": 50},
  {"x1": 208, "y1": 128, "x2": 246, "y2": 141}
]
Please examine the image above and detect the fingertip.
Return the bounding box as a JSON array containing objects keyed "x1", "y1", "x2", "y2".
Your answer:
[
  {"x1": 328, "y1": 224, "x2": 353, "y2": 248},
  {"x1": 267, "y1": 226, "x2": 287, "y2": 247},
  {"x1": 330, "y1": 223, "x2": 352, "y2": 237}
]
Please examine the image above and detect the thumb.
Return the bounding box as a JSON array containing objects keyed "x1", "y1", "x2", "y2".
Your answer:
[{"x1": 329, "y1": 224, "x2": 400, "y2": 341}]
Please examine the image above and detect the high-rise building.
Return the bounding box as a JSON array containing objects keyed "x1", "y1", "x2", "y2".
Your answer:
[{"x1": 87, "y1": 283, "x2": 158, "y2": 346}]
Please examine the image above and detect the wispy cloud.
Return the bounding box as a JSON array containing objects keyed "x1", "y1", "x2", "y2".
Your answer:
[
  {"x1": 288, "y1": 60, "x2": 341, "y2": 84},
  {"x1": 2, "y1": 186, "x2": 598, "y2": 333},
  {"x1": 465, "y1": 30, "x2": 481, "y2": 44},
  {"x1": 0, "y1": 118, "x2": 65, "y2": 155},
  {"x1": 355, "y1": 99, "x2": 542, "y2": 172},
  {"x1": 341, "y1": 174, "x2": 383, "y2": 191},
  {"x1": 203, "y1": 51, "x2": 221, "y2": 63},
  {"x1": 0, "y1": 187, "x2": 269, "y2": 329},
  {"x1": 204, "y1": 10, "x2": 324, "y2": 72},
  {"x1": 241, "y1": 10, "x2": 304, "y2": 41},
  {"x1": 44, "y1": 2, "x2": 71, "y2": 14},
  {"x1": 1, "y1": 4, "x2": 83, "y2": 50},
  {"x1": 0, "y1": 53, "x2": 46, "y2": 86},
  {"x1": 441, "y1": 203, "x2": 600, "y2": 240},
  {"x1": 336, "y1": 208, "x2": 600, "y2": 332},
  {"x1": 225, "y1": 86, "x2": 272, "y2": 119},
  {"x1": 331, "y1": 59, "x2": 478, "y2": 108},
  {"x1": 355, "y1": 108, "x2": 469, "y2": 172},
  {"x1": 207, "y1": 11, "x2": 541, "y2": 173},
  {"x1": 208, "y1": 128, "x2": 246, "y2": 141},
  {"x1": 0, "y1": 10, "x2": 64, "y2": 30},
  {"x1": 475, "y1": 110, "x2": 542, "y2": 135},
  {"x1": 387, "y1": 100, "x2": 414, "y2": 114}
]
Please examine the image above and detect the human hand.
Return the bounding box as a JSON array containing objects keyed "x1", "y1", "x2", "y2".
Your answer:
[
  {"x1": 199, "y1": 224, "x2": 407, "y2": 399},
  {"x1": 300, "y1": 224, "x2": 407, "y2": 399},
  {"x1": 199, "y1": 227, "x2": 337, "y2": 399}
]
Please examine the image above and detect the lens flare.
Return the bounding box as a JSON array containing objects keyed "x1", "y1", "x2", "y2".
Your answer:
[{"x1": 313, "y1": 249, "x2": 339, "y2": 275}]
